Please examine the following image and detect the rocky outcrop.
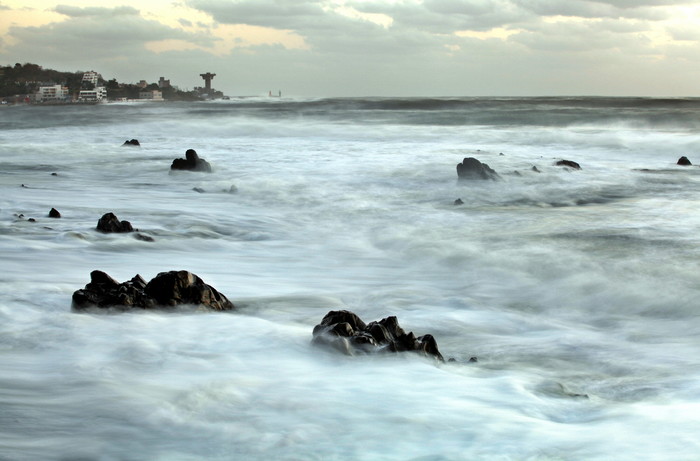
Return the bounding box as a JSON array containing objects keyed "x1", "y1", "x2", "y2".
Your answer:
[
  {"x1": 48, "y1": 208, "x2": 61, "y2": 218},
  {"x1": 72, "y1": 270, "x2": 234, "y2": 311},
  {"x1": 555, "y1": 159, "x2": 581, "y2": 169},
  {"x1": 122, "y1": 139, "x2": 140, "y2": 147},
  {"x1": 457, "y1": 157, "x2": 500, "y2": 180},
  {"x1": 96, "y1": 212, "x2": 134, "y2": 233},
  {"x1": 312, "y1": 310, "x2": 444, "y2": 361},
  {"x1": 171, "y1": 149, "x2": 212, "y2": 172},
  {"x1": 677, "y1": 156, "x2": 692, "y2": 166}
]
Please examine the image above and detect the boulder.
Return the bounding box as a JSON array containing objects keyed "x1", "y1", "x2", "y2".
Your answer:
[
  {"x1": 123, "y1": 139, "x2": 140, "y2": 146},
  {"x1": 96, "y1": 212, "x2": 134, "y2": 233},
  {"x1": 171, "y1": 149, "x2": 212, "y2": 172},
  {"x1": 555, "y1": 159, "x2": 581, "y2": 170},
  {"x1": 677, "y1": 156, "x2": 692, "y2": 166},
  {"x1": 312, "y1": 310, "x2": 444, "y2": 361},
  {"x1": 456, "y1": 157, "x2": 499, "y2": 180},
  {"x1": 72, "y1": 270, "x2": 234, "y2": 311},
  {"x1": 48, "y1": 208, "x2": 61, "y2": 218}
]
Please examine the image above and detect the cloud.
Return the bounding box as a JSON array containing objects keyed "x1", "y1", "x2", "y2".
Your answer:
[
  {"x1": 53, "y1": 5, "x2": 141, "y2": 18},
  {"x1": 186, "y1": 0, "x2": 327, "y2": 29},
  {"x1": 6, "y1": 5, "x2": 214, "y2": 62}
]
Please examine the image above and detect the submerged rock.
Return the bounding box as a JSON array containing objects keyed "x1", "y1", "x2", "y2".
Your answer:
[
  {"x1": 555, "y1": 159, "x2": 581, "y2": 170},
  {"x1": 677, "y1": 156, "x2": 692, "y2": 166},
  {"x1": 122, "y1": 139, "x2": 140, "y2": 147},
  {"x1": 96, "y1": 212, "x2": 134, "y2": 233},
  {"x1": 456, "y1": 157, "x2": 500, "y2": 180},
  {"x1": 72, "y1": 270, "x2": 234, "y2": 311},
  {"x1": 312, "y1": 310, "x2": 444, "y2": 361},
  {"x1": 171, "y1": 149, "x2": 212, "y2": 172}
]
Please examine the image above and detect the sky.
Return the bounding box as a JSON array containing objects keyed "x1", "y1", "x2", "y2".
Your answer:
[{"x1": 1, "y1": 0, "x2": 700, "y2": 97}]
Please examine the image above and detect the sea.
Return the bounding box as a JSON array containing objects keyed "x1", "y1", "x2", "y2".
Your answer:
[{"x1": 1, "y1": 97, "x2": 699, "y2": 460}]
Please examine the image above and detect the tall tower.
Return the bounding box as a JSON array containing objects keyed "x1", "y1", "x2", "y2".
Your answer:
[{"x1": 200, "y1": 72, "x2": 216, "y2": 92}]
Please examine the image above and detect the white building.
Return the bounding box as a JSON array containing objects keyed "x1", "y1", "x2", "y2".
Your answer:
[
  {"x1": 37, "y1": 84, "x2": 70, "y2": 102},
  {"x1": 78, "y1": 87, "x2": 107, "y2": 102},
  {"x1": 81, "y1": 71, "x2": 101, "y2": 86},
  {"x1": 139, "y1": 90, "x2": 164, "y2": 101}
]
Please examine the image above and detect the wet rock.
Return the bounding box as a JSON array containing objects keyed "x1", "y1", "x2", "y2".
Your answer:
[
  {"x1": 677, "y1": 156, "x2": 692, "y2": 166},
  {"x1": 456, "y1": 157, "x2": 500, "y2": 180},
  {"x1": 72, "y1": 270, "x2": 234, "y2": 311},
  {"x1": 171, "y1": 149, "x2": 212, "y2": 173},
  {"x1": 123, "y1": 139, "x2": 140, "y2": 146},
  {"x1": 96, "y1": 212, "x2": 134, "y2": 233},
  {"x1": 134, "y1": 233, "x2": 155, "y2": 242},
  {"x1": 555, "y1": 159, "x2": 581, "y2": 170},
  {"x1": 312, "y1": 310, "x2": 444, "y2": 361},
  {"x1": 454, "y1": 198, "x2": 464, "y2": 205},
  {"x1": 48, "y1": 208, "x2": 61, "y2": 218}
]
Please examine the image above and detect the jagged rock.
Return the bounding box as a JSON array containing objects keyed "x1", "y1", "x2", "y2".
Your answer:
[
  {"x1": 171, "y1": 149, "x2": 212, "y2": 172},
  {"x1": 71, "y1": 270, "x2": 234, "y2": 311},
  {"x1": 555, "y1": 159, "x2": 581, "y2": 169},
  {"x1": 677, "y1": 156, "x2": 692, "y2": 166},
  {"x1": 454, "y1": 198, "x2": 464, "y2": 205},
  {"x1": 312, "y1": 310, "x2": 444, "y2": 361},
  {"x1": 456, "y1": 157, "x2": 500, "y2": 180},
  {"x1": 96, "y1": 212, "x2": 134, "y2": 233},
  {"x1": 48, "y1": 208, "x2": 61, "y2": 218},
  {"x1": 123, "y1": 139, "x2": 140, "y2": 146}
]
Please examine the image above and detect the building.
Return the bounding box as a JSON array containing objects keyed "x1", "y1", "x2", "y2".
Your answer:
[
  {"x1": 36, "y1": 84, "x2": 70, "y2": 102},
  {"x1": 158, "y1": 77, "x2": 171, "y2": 89},
  {"x1": 78, "y1": 87, "x2": 107, "y2": 102},
  {"x1": 81, "y1": 71, "x2": 101, "y2": 87},
  {"x1": 139, "y1": 89, "x2": 163, "y2": 101}
]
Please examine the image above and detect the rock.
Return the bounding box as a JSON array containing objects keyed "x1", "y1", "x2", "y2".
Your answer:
[
  {"x1": 677, "y1": 156, "x2": 692, "y2": 166},
  {"x1": 134, "y1": 233, "x2": 155, "y2": 242},
  {"x1": 531, "y1": 166, "x2": 541, "y2": 173},
  {"x1": 123, "y1": 139, "x2": 140, "y2": 146},
  {"x1": 454, "y1": 198, "x2": 464, "y2": 205},
  {"x1": 72, "y1": 270, "x2": 234, "y2": 311},
  {"x1": 48, "y1": 208, "x2": 61, "y2": 218},
  {"x1": 96, "y1": 212, "x2": 134, "y2": 233},
  {"x1": 312, "y1": 310, "x2": 444, "y2": 361},
  {"x1": 171, "y1": 149, "x2": 212, "y2": 172},
  {"x1": 456, "y1": 157, "x2": 499, "y2": 180},
  {"x1": 555, "y1": 159, "x2": 581, "y2": 170}
]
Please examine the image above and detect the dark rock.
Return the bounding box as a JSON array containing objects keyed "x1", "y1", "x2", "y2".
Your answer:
[
  {"x1": 72, "y1": 270, "x2": 234, "y2": 311},
  {"x1": 677, "y1": 156, "x2": 692, "y2": 166},
  {"x1": 96, "y1": 212, "x2": 134, "y2": 233},
  {"x1": 531, "y1": 166, "x2": 541, "y2": 173},
  {"x1": 456, "y1": 157, "x2": 500, "y2": 180},
  {"x1": 171, "y1": 149, "x2": 212, "y2": 172},
  {"x1": 454, "y1": 198, "x2": 464, "y2": 205},
  {"x1": 134, "y1": 233, "x2": 155, "y2": 242},
  {"x1": 312, "y1": 310, "x2": 444, "y2": 361},
  {"x1": 555, "y1": 159, "x2": 581, "y2": 170},
  {"x1": 123, "y1": 139, "x2": 140, "y2": 146},
  {"x1": 193, "y1": 187, "x2": 205, "y2": 193},
  {"x1": 51, "y1": 172, "x2": 58, "y2": 176},
  {"x1": 27, "y1": 218, "x2": 36, "y2": 222},
  {"x1": 48, "y1": 208, "x2": 61, "y2": 218}
]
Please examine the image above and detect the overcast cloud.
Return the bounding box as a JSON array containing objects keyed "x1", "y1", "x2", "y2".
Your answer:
[{"x1": 1, "y1": 0, "x2": 699, "y2": 96}]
